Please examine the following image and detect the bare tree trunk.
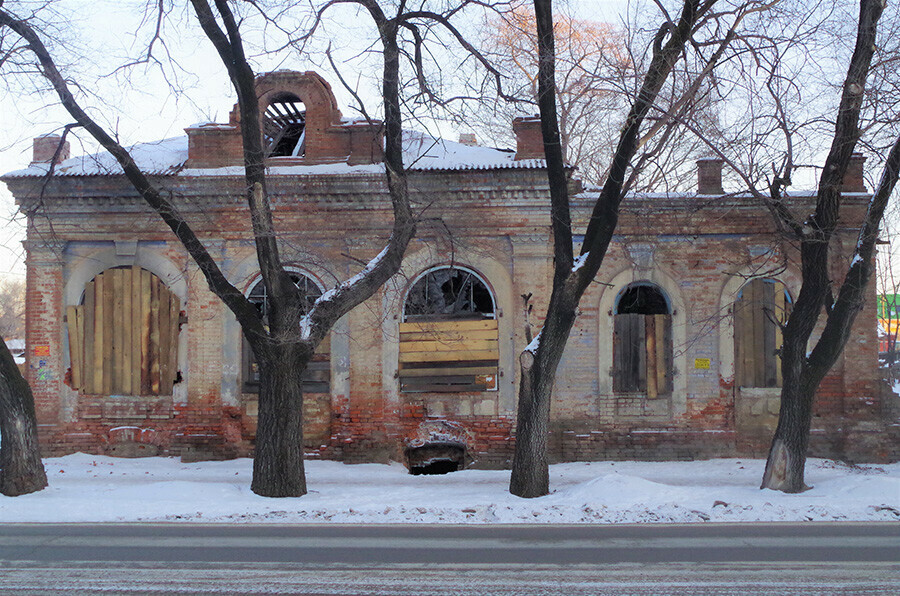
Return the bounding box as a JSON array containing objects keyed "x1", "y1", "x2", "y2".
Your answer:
[
  {"x1": 0, "y1": 334, "x2": 47, "y2": 496},
  {"x1": 760, "y1": 0, "x2": 890, "y2": 493},
  {"x1": 510, "y1": 0, "x2": 716, "y2": 498},
  {"x1": 251, "y1": 341, "x2": 308, "y2": 497}
]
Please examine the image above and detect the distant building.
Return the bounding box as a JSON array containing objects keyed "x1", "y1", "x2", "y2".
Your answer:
[{"x1": 2, "y1": 71, "x2": 896, "y2": 466}]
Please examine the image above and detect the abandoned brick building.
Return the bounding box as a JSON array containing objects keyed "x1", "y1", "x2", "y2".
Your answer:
[{"x1": 3, "y1": 70, "x2": 896, "y2": 468}]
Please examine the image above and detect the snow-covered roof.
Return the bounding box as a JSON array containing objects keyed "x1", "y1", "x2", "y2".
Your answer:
[{"x1": 3, "y1": 130, "x2": 544, "y2": 179}]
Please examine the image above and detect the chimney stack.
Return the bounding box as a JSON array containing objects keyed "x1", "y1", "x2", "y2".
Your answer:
[
  {"x1": 842, "y1": 153, "x2": 867, "y2": 193},
  {"x1": 32, "y1": 134, "x2": 70, "y2": 165},
  {"x1": 512, "y1": 116, "x2": 543, "y2": 160},
  {"x1": 696, "y1": 157, "x2": 724, "y2": 195}
]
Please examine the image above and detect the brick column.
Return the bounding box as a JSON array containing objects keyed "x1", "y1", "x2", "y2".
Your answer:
[{"x1": 24, "y1": 240, "x2": 66, "y2": 427}]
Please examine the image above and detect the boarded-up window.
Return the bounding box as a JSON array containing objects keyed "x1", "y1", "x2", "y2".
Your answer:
[
  {"x1": 612, "y1": 283, "x2": 672, "y2": 396},
  {"x1": 242, "y1": 273, "x2": 329, "y2": 393},
  {"x1": 400, "y1": 268, "x2": 498, "y2": 392},
  {"x1": 67, "y1": 266, "x2": 180, "y2": 396},
  {"x1": 734, "y1": 278, "x2": 790, "y2": 388}
]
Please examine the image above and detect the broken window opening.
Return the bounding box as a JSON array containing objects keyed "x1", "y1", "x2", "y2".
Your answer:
[
  {"x1": 242, "y1": 272, "x2": 330, "y2": 394},
  {"x1": 264, "y1": 93, "x2": 306, "y2": 158},
  {"x1": 734, "y1": 278, "x2": 791, "y2": 388},
  {"x1": 399, "y1": 267, "x2": 499, "y2": 393},
  {"x1": 612, "y1": 282, "x2": 673, "y2": 396},
  {"x1": 404, "y1": 267, "x2": 495, "y2": 320}
]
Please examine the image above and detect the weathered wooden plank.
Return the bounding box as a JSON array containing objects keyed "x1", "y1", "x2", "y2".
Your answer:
[
  {"x1": 775, "y1": 283, "x2": 785, "y2": 388},
  {"x1": 734, "y1": 289, "x2": 748, "y2": 387},
  {"x1": 656, "y1": 314, "x2": 669, "y2": 394},
  {"x1": 399, "y1": 338, "x2": 499, "y2": 354},
  {"x1": 162, "y1": 293, "x2": 179, "y2": 395},
  {"x1": 399, "y1": 349, "x2": 499, "y2": 363},
  {"x1": 102, "y1": 270, "x2": 114, "y2": 395},
  {"x1": 84, "y1": 280, "x2": 96, "y2": 394},
  {"x1": 762, "y1": 280, "x2": 777, "y2": 387},
  {"x1": 141, "y1": 269, "x2": 151, "y2": 395},
  {"x1": 158, "y1": 283, "x2": 171, "y2": 395},
  {"x1": 121, "y1": 267, "x2": 133, "y2": 394},
  {"x1": 131, "y1": 266, "x2": 142, "y2": 395},
  {"x1": 66, "y1": 306, "x2": 81, "y2": 391},
  {"x1": 149, "y1": 275, "x2": 160, "y2": 394},
  {"x1": 399, "y1": 328, "x2": 500, "y2": 342},
  {"x1": 399, "y1": 365, "x2": 498, "y2": 378},
  {"x1": 401, "y1": 375, "x2": 478, "y2": 386},
  {"x1": 750, "y1": 280, "x2": 766, "y2": 388},
  {"x1": 400, "y1": 382, "x2": 489, "y2": 393},
  {"x1": 313, "y1": 333, "x2": 330, "y2": 355},
  {"x1": 645, "y1": 315, "x2": 658, "y2": 399},
  {"x1": 636, "y1": 313, "x2": 646, "y2": 393},
  {"x1": 398, "y1": 319, "x2": 497, "y2": 334},
  {"x1": 111, "y1": 269, "x2": 124, "y2": 393},
  {"x1": 613, "y1": 315, "x2": 625, "y2": 393}
]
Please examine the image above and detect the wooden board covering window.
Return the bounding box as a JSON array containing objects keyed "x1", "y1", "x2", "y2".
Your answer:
[
  {"x1": 242, "y1": 335, "x2": 331, "y2": 394},
  {"x1": 67, "y1": 266, "x2": 180, "y2": 396},
  {"x1": 734, "y1": 278, "x2": 788, "y2": 388},
  {"x1": 399, "y1": 318, "x2": 499, "y2": 392},
  {"x1": 612, "y1": 313, "x2": 672, "y2": 396}
]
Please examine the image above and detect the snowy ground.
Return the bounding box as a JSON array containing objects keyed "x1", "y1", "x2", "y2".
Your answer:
[{"x1": 1, "y1": 454, "x2": 898, "y2": 524}]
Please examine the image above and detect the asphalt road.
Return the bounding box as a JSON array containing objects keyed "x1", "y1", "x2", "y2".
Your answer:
[{"x1": 0, "y1": 522, "x2": 898, "y2": 594}]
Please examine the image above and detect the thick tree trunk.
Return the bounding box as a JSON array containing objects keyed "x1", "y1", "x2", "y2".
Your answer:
[
  {"x1": 250, "y1": 341, "x2": 307, "y2": 497},
  {"x1": 760, "y1": 352, "x2": 814, "y2": 492},
  {"x1": 0, "y1": 335, "x2": 48, "y2": 496},
  {"x1": 510, "y1": 297, "x2": 578, "y2": 498},
  {"x1": 760, "y1": 0, "x2": 887, "y2": 493}
]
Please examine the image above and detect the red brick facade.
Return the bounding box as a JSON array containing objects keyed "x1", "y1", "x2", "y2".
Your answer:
[{"x1": 3, "y1": 71, "x2": 895, "y2": 467}]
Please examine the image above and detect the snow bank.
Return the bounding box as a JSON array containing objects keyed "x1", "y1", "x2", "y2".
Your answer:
[{"x1": 1, "y1": 455, "x2": 897, "y2": 524}]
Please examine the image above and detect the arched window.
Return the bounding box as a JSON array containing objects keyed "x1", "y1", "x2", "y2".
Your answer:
[
  {"x1": 67, "y1": 266, "x2": 180, "y2": 396},
  {"x1": 734, "y1": 278, "x2": 791, "y2": 388},
  {"x1": 242, "y1": 272, "x2": 330, "y2": 393},
  {"x1": 399, "y1": 267, "x2": 498, "y2": 392},
  {"x1": 612, "y1": 282, "x2": 673, "y2": 396},
  {"x1": 264, "y1": 93, "x2": 306, "y2": 157}
]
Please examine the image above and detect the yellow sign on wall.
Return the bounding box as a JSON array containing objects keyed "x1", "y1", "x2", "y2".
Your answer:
[{"x1": 694, "y1": 358, "x2": 711, "y2": 369}]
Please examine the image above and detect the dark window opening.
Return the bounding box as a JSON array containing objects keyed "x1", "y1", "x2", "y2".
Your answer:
[
  {"x1": 399, "y1": 267, "x2": 499, "y2": 393},
  {"x1": 616, "y1": 283, "x2": 669, "y2": 315},
  {"x1": 264, "y1": 93, "x2": 306, "y2": 157},
  {"x1": 243, "y1": 272, "x2": 330, "y2": 393},
  {"x1": 613, "y1": 283, "x2": 673, "y2": 396}
]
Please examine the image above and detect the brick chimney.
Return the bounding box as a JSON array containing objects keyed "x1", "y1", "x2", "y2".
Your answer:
[
  {"x1": 458, "y1": 133, "x2": 477, "y2": 147},
  {"x1": 696, "y1": 157, "x2": 724, "y2": 195},
  {"x1": 512, "y1": 116, "x2": 544, "y2": 160},
  {"x1": 842, "y1": 153, "x2": 867, "y2": 192},
  {"x1": 32, "y1": 134, "x2": 70, "y2": 165}
]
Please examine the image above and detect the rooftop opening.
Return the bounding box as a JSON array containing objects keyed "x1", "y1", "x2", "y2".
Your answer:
[{"x1": 264, "y1": 93, "x2": 306, "y2": 157}]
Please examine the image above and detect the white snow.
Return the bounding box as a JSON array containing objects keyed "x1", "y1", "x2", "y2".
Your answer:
[
  {"x1": 1, "y1": 455, "x2": 897, "y2": 524},
  {"x1": 4, "y1": 130, "x2": 540, "y2": 179}
]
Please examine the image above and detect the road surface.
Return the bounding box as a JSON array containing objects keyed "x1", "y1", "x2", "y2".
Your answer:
[{"x1": 0, "y1": 522, "x2": 897, "y2": 594}]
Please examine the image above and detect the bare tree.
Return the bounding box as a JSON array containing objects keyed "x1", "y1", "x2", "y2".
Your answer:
[
  {"x1": 0, "y1": 329, "x2": 47, "y2": 496},
  {"x1": 0, "y1": 0, "x2": 418, "y2": 497},
  {"x1": 757, "y1": 0, "x2": 899, "y2": 491},
  {"x1": 1, "y1": 0, "x2": 513, "y2": 497},
  {"x1": 673, "y1": 0, "x2": 899, "y2": 493},
  {"x1": 509, "y1": 0, "x2": 773, "y2": 498}
]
